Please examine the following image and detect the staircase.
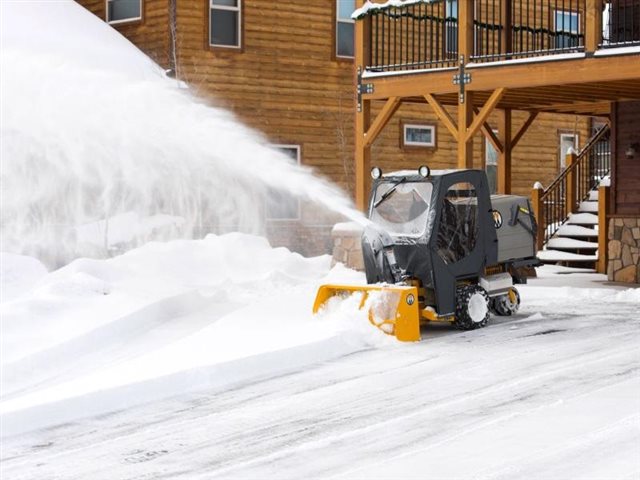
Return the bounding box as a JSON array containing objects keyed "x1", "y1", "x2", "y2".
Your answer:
[{"x1": 532, "y1": 125, "x2": 611, "y2": 270}]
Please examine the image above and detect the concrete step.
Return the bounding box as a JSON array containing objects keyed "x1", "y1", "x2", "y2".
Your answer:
[
  {"x1": 567, "y1": 212, "x2": 598, "y2": 225},
  {"x1": 578, "y1": 200, "x2": 599, "y2": 213},
  {"x1": 538, "y1": 249, "x2": 598, "y2": 263},
  {"x1": 556, "y1": 225, "x2": 598, "y2": 238},
  {"x1": 547, "y1": 238, "x2": 599, "y2": 250}
]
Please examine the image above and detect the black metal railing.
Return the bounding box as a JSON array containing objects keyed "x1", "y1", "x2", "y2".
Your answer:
[
  {"x1": 576, "y1": 124, "x2": 611, "y2": 204},
  {"x1": 367, "y1": 3, "x2": 458, "y2": 72},
  {"x1": 601, "y1": 0, "x2": 640, "y2": 47},
  {"x1": 538, "y1": 124, "x2": 610, "y2": 246},
  {"x1": 473, "y1": 0, "x2": 585, "y2": 62}
]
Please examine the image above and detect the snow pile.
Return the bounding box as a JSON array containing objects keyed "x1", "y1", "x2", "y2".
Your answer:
[
  {"x1": 0, "y1": 0, "x2": 364, "y2": 266},
  {"x1": 0, "y1": 233, "x2": 390, "y2": 436}
]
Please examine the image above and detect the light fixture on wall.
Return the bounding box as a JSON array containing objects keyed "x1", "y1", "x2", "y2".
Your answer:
[{"x1": 625, "y1": 142, "x2": 640, "y2": 159}]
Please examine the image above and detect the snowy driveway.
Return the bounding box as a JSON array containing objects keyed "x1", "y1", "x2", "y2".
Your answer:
[{"x1": 2, "y1": 270, "x2": 639, "y2": 480}]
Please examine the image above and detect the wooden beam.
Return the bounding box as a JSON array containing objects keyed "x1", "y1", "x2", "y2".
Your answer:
[
  {"x1": 511, "y1": 111, "x2": 538, "y2": 149},
  {"x1": 498, "y1": 109, "x2": 512, "y2": 194},
  {"x1": 465, "y1": 88, "x2": 506, "y2": 142},
  {"x1": 425, "y1": 94, "x2": 458, "y2": 140},
  {"x1": 363, "y1": 54, "x2": 640, "y2": 100},
  {"x1": 458, "y1": 92, "x2": 474, "y2": 169},
  {"x1": 363, "y1": 97, "x2": 401, "y2": 148}
]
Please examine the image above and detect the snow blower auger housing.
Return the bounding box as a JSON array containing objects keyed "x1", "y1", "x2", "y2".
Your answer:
[{"x1": 313, "y1": 167, "x2": 541, "y2": 341}]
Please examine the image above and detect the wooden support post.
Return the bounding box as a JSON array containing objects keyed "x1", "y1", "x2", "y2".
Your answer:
[
  {"x1": 585, "y1": 0, "x2": 603, "y2": 53},
  {"x1": 355, "y1": 99, "x2": 371, "y2": 212},
  {"x1": 354, "y1": 2, "x2": 371, "y2": 212},
  {"x1": 597, "y1": 184, "x2": 610, "y2": 274},
  {"x1": 458, "y1": 92, "x2": 474, "y2": 169},
  {"x1": 457, "y1": 0, "x2": 474, "y2": 169},
  {"x1": 498, "y1": 109, "x2": 512, "y2": 194},
  {"x1": 531, "y1": 185, "x2": 545, "y2": 252},
  {"x1": 565, "y1": 150, "x2": 578, "y2": 215}
]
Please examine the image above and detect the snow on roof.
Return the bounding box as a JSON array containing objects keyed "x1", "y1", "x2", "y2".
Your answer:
[{"x1": 352, "y1": 0, "x2": 439, "y2": 20}]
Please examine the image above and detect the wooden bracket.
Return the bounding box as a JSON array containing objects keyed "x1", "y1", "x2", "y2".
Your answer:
[
  {"x1": 464, "y1": 88, "x2": 505, "y2": 142},
  {"x1": 363, "y1": 97, "x2": 401, "y2": 148},
  {"x1": 424, "y1": 94, "x2": 459, "y2": 140},
  {"x1": 512, "y1": 111, "x2": 539, "y2": 148}
]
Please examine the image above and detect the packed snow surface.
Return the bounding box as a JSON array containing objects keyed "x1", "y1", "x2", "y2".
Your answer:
[{"x1": 1, "y1": 239, "x2": 639, "y2": 479}]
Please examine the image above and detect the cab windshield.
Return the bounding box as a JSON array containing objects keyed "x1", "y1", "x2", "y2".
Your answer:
[{"x1": 370, "y1": 181, "x2": 433, "y2": 237}]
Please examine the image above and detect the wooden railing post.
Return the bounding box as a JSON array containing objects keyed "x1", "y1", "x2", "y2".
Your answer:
[
  {"x1": 500, "y1": 0, "x2": 513, "y2": 57},
  {"x1": 586, "y1": 0, "x2": 603, "y2": 53},
  {"x1": 531, "y1": 185, "x2": 545, "y2": 252},
  {"x1": 566, "y1": 150, "x2": 578, "y2": 215},
  {"x1": 597, "y1": 184, "x2": 610, "y2": 274}
]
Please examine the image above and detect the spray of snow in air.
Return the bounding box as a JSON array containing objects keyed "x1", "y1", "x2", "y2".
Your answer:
[{"x1": 0, "y1": 0, "x2": 367, "y2": 266}]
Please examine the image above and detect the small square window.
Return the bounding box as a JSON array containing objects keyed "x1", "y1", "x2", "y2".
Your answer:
[
  {"x1": 107, "y1": 0, "x2": 142, "y2": 24},
  {"x1": 336, "y1": 0, "x2": 355, "y2": 58},
  {"x1": 266, "y1": 146, "x2": 301, "y2": 220},
  {"x1": 210, "y1": 0, "x2": 241, "y2": 48},
  {"x1": 403, "y1": 124, "x2": 436, "y2": 148}
]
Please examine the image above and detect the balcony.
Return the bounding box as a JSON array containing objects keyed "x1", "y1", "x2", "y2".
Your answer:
[
  {"x1": 352, "y1": 0, "x2": 640, "y2": 209},
  {"x1": 356, "y1": 0, "x2": 640, "y2": 73}
]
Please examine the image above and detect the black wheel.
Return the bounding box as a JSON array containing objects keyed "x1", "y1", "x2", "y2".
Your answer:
[
  {"x1": 454, "y1": 285, "x2": 490, "y2": 330},
  {"x1": 491, "y1": 287, "x2": 521, "y2": 316}
]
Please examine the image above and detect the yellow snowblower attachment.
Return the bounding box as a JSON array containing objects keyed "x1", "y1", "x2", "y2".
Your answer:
[{"x1": 312, "y1": 284, "x2": 421, "y2": 342}]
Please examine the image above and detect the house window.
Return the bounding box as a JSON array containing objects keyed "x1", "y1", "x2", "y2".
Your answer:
[
  {"x1": 559, "y1": 133, "x2": 579, "y2": 169},
  {"x1": 485, "y1": 132, "x2": 498, "y2": 194},
  {"x1": 336, "y1": 0, "x2": 355, "y2": 58},
  {"x1": 107, "y1": 0, "x2": 141, "y2": 23},
  {"x1": 266, "y1": 146, "x2": 301, "y2": 220},
  {"x1": 445, "y1": 0, "x2": 458, "y2": 56},
  {"x1": 210, "y1": 0, "x2": 241, "y2": 48},
  {"x1": 554, "y1": 10, "x2": 580, "y2": 49},
  {"x1": 403, "y1": 124, "x2": 436, "y2": 148}
]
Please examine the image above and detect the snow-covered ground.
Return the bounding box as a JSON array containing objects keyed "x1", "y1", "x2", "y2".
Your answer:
[{"x1": 1, "y1": 237, "x2": 639, "y2": 479}]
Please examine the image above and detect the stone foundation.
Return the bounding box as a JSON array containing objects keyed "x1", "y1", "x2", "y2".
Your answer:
[
  {"x1": 607, "y1": 217, "x2": 640, "y2": 284},
  {"x1": 331, "y1": 222, "x2": 365, "y2": 271}
]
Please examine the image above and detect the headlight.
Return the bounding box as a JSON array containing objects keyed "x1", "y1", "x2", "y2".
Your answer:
[
  {"x1": 371, "y1": 167, "x2": 382, "y2": 179},
  {"x1": 418, "y1": 165, "x2": 430, "y2": 178}
]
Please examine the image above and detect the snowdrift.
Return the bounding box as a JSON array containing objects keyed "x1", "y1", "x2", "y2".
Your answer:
[{"x1": 0, "y1": 233, "x2": 394, "y2": 436}]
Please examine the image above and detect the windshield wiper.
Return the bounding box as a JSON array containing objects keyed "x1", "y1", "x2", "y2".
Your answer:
[{"x1": 373, "y1": 177, "x2": 407, "y2": 209}]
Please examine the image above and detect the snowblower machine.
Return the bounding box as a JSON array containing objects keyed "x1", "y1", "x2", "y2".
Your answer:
[{"x1": 313, "y1": 166, "x2": 541, "y2": 341}]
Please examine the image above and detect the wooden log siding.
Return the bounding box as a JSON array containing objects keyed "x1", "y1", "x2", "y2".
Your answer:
[{"x1": 76, "y1": 0, "x2": 589, "y2": 198}]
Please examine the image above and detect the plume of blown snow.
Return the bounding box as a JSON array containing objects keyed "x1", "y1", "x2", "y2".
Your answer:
[{"x1": 0, "y1": 0, "x2": 366, "y2": 266}]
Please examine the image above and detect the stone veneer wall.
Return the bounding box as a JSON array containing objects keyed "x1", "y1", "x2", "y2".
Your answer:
[
  {"x1": 608, "y1": 217, "x2": 640, "y2": 284},
  {"x1": 331, "y1": 223, "x2": 365, "y2": 271}
]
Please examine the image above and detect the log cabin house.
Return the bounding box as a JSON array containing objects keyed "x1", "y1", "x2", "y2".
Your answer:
[{"x1": 76, "y1": 0, "x2": 640, "y2": 283}]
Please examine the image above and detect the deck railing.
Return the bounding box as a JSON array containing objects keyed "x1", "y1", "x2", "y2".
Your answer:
[
  {"x1": 367, "y1": 2, "x2": 459, "y2": 72},
  {"x1": 531, "y1": 124, "x2": 611, "y2": 250},
  {"x1": 601, "y1": 0, "x2": 640, "y2": 47},
  {"x1": 361, "y1": 0, "x2": 639, "y2": 73},
  {"x1": 473, "y1": 0, "x2": 585, "y2": 63}
]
